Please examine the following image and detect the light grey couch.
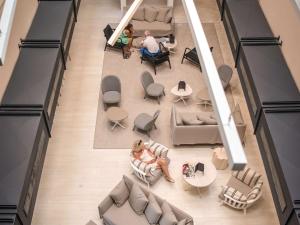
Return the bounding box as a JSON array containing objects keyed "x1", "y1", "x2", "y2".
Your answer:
[
  {"x1": 170, "y1": 105, "x2": 246, "y2": 145},
  {"x1": 124, "y1": 5, "x2": 175, "y2": 37},
  {"x1": 99, "y1": 175, "x2": 193, "y2": 225}
]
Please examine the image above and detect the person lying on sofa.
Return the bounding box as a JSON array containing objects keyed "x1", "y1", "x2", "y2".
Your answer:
[
  {"x1": 131, "y1": 140, "x2": 175, "y2": 183},
  {"x1": 140, "y1": 30, "x2": 160, "y2": 58}
]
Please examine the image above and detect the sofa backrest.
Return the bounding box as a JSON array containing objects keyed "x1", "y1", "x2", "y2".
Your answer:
[
  {"x1": 124, "y1": 5, "x2": 173, "y2": 23},
  {"x1": 122, "y1": 175, "x2": 193, "y2": 224}
]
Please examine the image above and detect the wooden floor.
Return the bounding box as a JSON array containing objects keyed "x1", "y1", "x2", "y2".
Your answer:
[{"x1": 31, "y1": 0, "x2": 279, "y2": 224}]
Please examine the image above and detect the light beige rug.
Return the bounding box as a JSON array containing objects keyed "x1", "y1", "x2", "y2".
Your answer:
[{"x1": 94, "y1": 23, "x2": 234, "y2": 149}]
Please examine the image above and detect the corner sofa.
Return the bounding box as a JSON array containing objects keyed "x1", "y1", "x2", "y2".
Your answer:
[
  {"x1": 125, "y1": 5, "x2": 175, "y2": 37},
  {"x1": 170, "y1": 105, "x2": 246, "y2": 145},
  {"x1": 99, "y1": 175, "x2": 193, "y2": 225}
]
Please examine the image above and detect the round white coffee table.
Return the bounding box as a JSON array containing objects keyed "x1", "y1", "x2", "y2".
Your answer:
[
  {"x1": 171, "y1": 84, "x2": 193, "y2": 105},
  {"x1": 162, "y1": 39, "x2": 177, "y2": 53},
  {"x1": 182, "y1": 160, "x2": 217, "y2": 195},
  {"x1": 106, "y1": 107, "x2": 128, "y2": 130}
]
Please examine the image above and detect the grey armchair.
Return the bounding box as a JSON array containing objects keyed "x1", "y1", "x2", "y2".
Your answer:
[
  {"x1": 133, "y1": 110, "x2": 160, "y2": 137},
  {"x1": 101, "y1": 75, "x2": 121, "y2": 110},
  {"x1": 141, "y1": 71, "x2": 165, "y2": 104},
  {"x1": 218, "y1": 64, "x2": 233, "y2": 89}
]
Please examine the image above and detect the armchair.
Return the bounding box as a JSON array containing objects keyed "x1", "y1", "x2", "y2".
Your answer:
[
  {"x1": 133, "y1": 110, "x2": 160, "y2": 137},
  {"x1": 103, "y1": 24, "x2": 125, "y2": 58},
  {"x1": 219, "y1": 168, "x2": 263, "y2": 214},
  {"x1": 141, "y1": 71, "x2": 165, "y2": 104},
  {"x1": 181, "y1": 47, "x2": 213, "y2": 72},
  {"x1": 130, "y1": 140, "x2": 169, "y2": 187},
  {"x1": 140, "y1": 43, "x2": 171, "y2": 75},
  {"x1": 101, "y1": 75, "x2": 121, "y2": 110}
]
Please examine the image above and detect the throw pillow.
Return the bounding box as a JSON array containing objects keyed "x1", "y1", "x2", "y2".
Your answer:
[
  {"x1": 148, "y1": 140, "x2": 169, "y2": 158},
  {"x1": 109, "y1": 179, "x2": 129, "y2": 207},
  {"x1": 133, "y1": 7, "x2": 145, "y2": 21},
  {"x1": 145, "y1": 6, "x2": 159, "y2": 22},
  {"x1": 197, "y1": 114, "x2": 218, "y2": 125},
  {"x1": 159, "y1": 201, "x2": 177, "y2": 225},
  {"x1": 156, "y1": 7, "x2": 170, "y2": 22},
  {"x1": 164, "y1": 9, "x2": 173, "y2": 23},
  {"x1": 145, "y1": 193, "x2": 163, "y2": 224},
  {"x1": 129, "y1": 183, "x2": 149, "y2": 215},
  {"x1": 182, "y1": 117, "x2": 204, "y2": 126},
  {"x1": 177, "y1": 219, "x2": 187, "y2": 225}
]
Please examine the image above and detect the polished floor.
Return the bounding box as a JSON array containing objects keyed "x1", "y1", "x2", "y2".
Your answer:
[{"x1": 31, "y1": 0, "x2": 279, "y2": 224}]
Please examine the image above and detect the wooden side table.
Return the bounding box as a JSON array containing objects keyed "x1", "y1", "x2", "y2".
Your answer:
[
  {"x1": 106, "y1": 107, "x2": 128, "y2": 130},
  {"x1": 212, "y1": 148, "x2": 228, "y2": 170}
]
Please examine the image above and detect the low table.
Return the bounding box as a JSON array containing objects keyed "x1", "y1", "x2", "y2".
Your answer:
[
  {"x1": 182, "y1": 160, "x2": 217, "y2": 195},
  {"x1": 196, "y1": 88, "x2": 212, "y2": 109},
  {"x1": 212, "y1": 147, "x2": 228, "y2": 170},
  {"x1": 106, "y1": 107, "x2": 128, "y2": 130},
  {"x1": 162, "y1": 39, "x2": 177, "y2": 54},
  {"x1": 171, "y1": 84, "x2": 193, "y2": 105}
]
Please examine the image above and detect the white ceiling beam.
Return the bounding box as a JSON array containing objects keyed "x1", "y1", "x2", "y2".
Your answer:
[
  {"x1": 182, "y1": 0, "x2": 247, "y2": 170},
  {"x1": 0, "y1": 0, "x2": 17, "y2": 65},
  {"x1": 108, "y1": 0, "x2": 143, "y2": 46}
]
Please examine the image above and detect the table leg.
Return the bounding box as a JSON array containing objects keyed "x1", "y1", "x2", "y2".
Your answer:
[{"x1": 111, "y1": 121, "x2": 126, "y2": 130}]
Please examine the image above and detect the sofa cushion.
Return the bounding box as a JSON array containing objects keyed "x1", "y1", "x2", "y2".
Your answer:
[
  {"x1": 145, "y1": 6, "x2": 159, "y2": 22},
  {"x1": 103, "y1": 201, "x2": 149, "y2": 225},
  {"x1": 197, "y1": 113, "x2": 218, "y2": 125},
  {"x1": 159, "y1": 201, "x2": 177, "y2": 225},
  {"x1": 164, "y1": 9, "x2": 173, "y2": 23},
  {"x1": 109, "y1": 179, "x2": 129, "y2": 207},
  {"x1": 133, "y1": 7, "x2": 145, "y2": 21},
  {"x1": 156, "y1": 7, "x2": 170, "y2": 22},
  {"x1": 129, "y1": 183, "x2": 149, "y2": 215},
  {"x1": 182, "y1": 117, "x2": 204, "y2": 126},
  {"x1": 175, "y1": 109, "x2": 183, "y2": 125},
  {"x1": 145, "y1": 193, "x2": 162, "y2": 224},
  {"x1": 131, "y1": 20, "x2": 172, "y2": 33}
]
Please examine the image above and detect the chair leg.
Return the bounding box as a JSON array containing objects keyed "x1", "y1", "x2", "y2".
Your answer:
[
  {"x1": 168, "y1": 59, "x2": 171, "y2": 69},
  {"x1": 153, "y1": 124, "x2": 157, "y2": 129},
  {"x1": 144, "y1": 94, "x2": 147, "y2": 99},
  {"x1": 181, "y1": 55, "x2": 185, "y2": 64},
  {"x1": 154, "y1": 65, "x2": 157, "y2": 75},
  {"x1": 163, "y1": 90, "x2": 165, "y2": 96},
  {"x1": 104, "y1": 42, "x2": 108, "y2": 51},
  {"x1": 132, "y1": 126, "x2": 136, "y2": 131},
  {"x1": 140, "y1": 57, "x2": 143, "y2": 64},
  {"x1": 157, "y1": 97, "x2": 160, "y2": 105}
]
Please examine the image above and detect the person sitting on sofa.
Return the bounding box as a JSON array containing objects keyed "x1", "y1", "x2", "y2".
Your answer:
[
  {"x1": 124, "y1": 23, "x2": 134, "y2": 50},
  {"x1": 140, "y1": 30, "x2": 160, "y2": 57},
  {"x1": 131, "y1": 140, "x2": 175, "y2": 183}
]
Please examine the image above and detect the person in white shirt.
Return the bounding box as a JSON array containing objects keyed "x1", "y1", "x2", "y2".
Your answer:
[{"x1": 140, "y1": 30, "x2": 160, "y2": 57}]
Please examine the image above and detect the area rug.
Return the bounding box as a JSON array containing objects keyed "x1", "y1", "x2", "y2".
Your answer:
[{"x1": 93, "y1": 23, "x2": 235, "y2": 149}]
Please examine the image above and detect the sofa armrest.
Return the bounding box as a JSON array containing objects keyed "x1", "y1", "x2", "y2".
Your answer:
[{"x1": 98, "y1": 196, "x2": 114, "y2": 218}]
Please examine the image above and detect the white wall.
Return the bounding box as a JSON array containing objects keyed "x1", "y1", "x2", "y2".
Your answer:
[
  {"x1": 259, "y1": 0, "x2": 300, "y2": 90},
  {"x1": 0, "y1": 0, "x2": 37, "y2": 100}
]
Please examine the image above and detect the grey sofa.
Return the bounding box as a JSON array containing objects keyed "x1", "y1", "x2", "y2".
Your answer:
[
  {"x1": 125, "y1": 5, "x2": 175, "y2": 37},
  {"x1": 99, "y1": 175, "x2": 193, "y2": 225},
  {"x1": 170, "y1": 105, "x2": 246, "y2": 145}
]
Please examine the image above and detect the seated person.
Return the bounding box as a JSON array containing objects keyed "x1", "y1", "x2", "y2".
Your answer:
[
  {"x1": 140, "y1": 31, "x2": 160, "y2": 57},
  {"x1": 123, "y1": 23, "x2": 134, "y2": 49},
  {"x1": 131, "y1": 140, "x2": 175, "y2": 183}
]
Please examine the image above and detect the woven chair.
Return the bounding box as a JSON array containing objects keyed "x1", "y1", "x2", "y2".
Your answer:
[
  {"x1": 219, "y1": 168, "x2": 263, "y2": 214},
  {"x1": 130, "y1": 140, "x2": 169, "y2": 188}
]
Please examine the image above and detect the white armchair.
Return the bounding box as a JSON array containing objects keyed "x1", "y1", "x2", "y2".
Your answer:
[
  {"x1": 219, "y1": 168, "x2": 263, "y2": 214},
  {"x1": 130, "y1": 140, "x2": 169, "y2": 188}
]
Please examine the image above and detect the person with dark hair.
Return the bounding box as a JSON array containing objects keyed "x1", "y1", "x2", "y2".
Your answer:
[{"x1": 124, "y1": 23, "x2": 134, "y2": 49}]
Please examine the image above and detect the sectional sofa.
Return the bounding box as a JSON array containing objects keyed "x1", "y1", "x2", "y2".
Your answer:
[{"x1": 171, "y1": 105, "x2": 246, "y2": 145}]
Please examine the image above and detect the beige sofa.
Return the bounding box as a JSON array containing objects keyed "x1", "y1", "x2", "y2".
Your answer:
[
  {"x1": 125, "y1": 5, "x2": 175, "y2": 37},
  {"x1": 99, "y1": 175, "x2": 193, "y2": 225},
  {"x1": 170, "y1": 105, "x2": 246, "y2": 145}
]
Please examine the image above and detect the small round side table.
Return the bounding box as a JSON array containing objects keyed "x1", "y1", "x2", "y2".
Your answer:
[{"x1": 212, "y1": 148, "x2": 228, "y2": 170}]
